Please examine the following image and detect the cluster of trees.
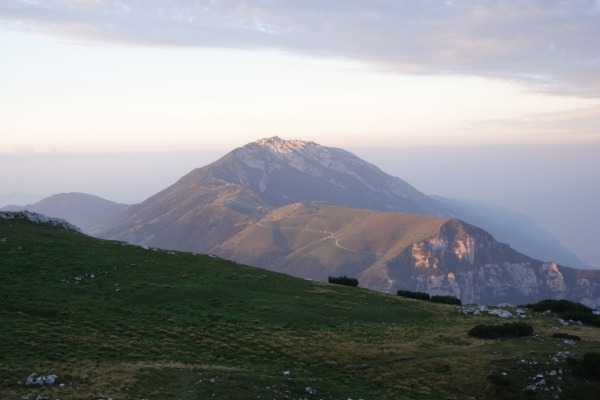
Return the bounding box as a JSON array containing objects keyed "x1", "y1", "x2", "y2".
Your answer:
[
  {"x1": 328, "y1": 276, "x2": 359, "y2": 287},
  {"x1": 396, "y1": 289, "x2": 430, "y2": 301},
  {"x1": 396, "y1": 289, "x2": 462, "y2": 305},
  {"x1": 468, "y1": 322, "x2": 534, "y2": 339},
  {"x1": 527, "y1": 299, "x2": 600, "y2": 327}
]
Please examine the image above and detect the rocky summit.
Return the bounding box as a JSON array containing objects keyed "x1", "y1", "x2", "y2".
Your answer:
[{"x1": 207, "y1": 136, "x2": 445, "y2": 214}]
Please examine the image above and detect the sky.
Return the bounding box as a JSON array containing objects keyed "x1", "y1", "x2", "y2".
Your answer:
[{"x1": 1, "y1": 1, "x2": 599, "y2": 265}]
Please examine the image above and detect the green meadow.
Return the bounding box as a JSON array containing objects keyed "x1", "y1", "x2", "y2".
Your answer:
[{"x1": 1, "y1": 213, "x2": 599, "y2": 399}]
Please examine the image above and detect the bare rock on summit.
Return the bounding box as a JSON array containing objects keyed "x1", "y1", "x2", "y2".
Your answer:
[{"x1": 208, "y1": 136, "x2": 446, "y2": 215}]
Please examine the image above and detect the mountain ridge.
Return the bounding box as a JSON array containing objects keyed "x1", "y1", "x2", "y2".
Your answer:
[
  {"x1": 94, "y1": 137, "x2": 600, "y2": 306},
  {"x1": 0, "y1": 210, "x2": 82, "y2": 232},
  {"x1": 1, "y1": 192, "x2": 126, "y2": 233},
  {"x1": 213, "y1": 202, "x2": 600, "y2": 307}
]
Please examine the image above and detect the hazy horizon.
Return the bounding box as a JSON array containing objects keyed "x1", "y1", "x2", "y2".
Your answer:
[{"x1": 1, "y1": 2, "x2": 599, "y2": 266}]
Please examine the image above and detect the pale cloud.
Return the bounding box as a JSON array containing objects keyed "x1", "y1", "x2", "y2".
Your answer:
[
  {"x1": 1, "y1": 0, "x2": 599, "y2": 97},
  {"x1": 466, "y1": 105, "x2": 600, "y2": 143}
]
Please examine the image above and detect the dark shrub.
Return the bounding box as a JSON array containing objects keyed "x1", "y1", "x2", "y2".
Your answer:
[
  {"x1": 468, "y1": 322, "x2": 533, "y2": 339},
  {"x1": 529, "y1": 299, "x2": 600, "y2": 327},
  {"x1": 396, "y1": 290, "x2": 430, "y2": 301},
  {"x1": 581, "y1": 353, "x2": 600, "y2": 380},
  {"x1": 529, "y1": 299, "x2": 593, "y2": 314},
  {"x1": 571, "y1": 352, "x2": 600, "y2": 380},
  {"x1": 507, "y1": 321, "x2": 534, "y2": 337},
  {"x1": 396, "y1": 291, "x2": 462, "y2": 305},
  {"x1": 560, "y1": 311, "x2": 600, "y2": 327},
  {"x1": 328, "y1": 276, "x2": 359, "y2": 287},
  {"x1": 488, "y1": 373, "x2": 512, "y2": 387},
  {"x1": 552, "y1": 333, "x2": 581, "y2": 341},
  {"x1": 468, "y1": 324, "x2": 501, "y2": 339},
  {"x1": 430, "y1": 295, "x2": 462, "y2": 306}
]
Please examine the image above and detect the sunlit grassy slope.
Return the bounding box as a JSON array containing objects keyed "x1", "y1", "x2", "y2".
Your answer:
[
  {"x1": 216, "y1": 203, "x2": 450, "y2": 277},
  {"x1": 228, "y1": 203, "x2": 448, "y2": 256},
  {"x1": 1, "y1": 214, "x2": 599, "y2": 399}
]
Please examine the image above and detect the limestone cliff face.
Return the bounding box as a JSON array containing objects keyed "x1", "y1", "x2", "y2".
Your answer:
[{"x1": 383, "y1": 220, "x2": 600, "y2": 307}]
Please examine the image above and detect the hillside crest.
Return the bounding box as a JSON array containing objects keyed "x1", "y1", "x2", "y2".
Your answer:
[{"x1": 0, "y1": 211, "x2": 82, "y2": 232}]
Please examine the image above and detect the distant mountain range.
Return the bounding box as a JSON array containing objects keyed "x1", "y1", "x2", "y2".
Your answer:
[
  {"x1": 4, "y1": 138, "x2": 594, "y2": 305},
  {"x1": 90, "y1": 137, "x2": 599, "y2": 307},
  {"x1": 0, "y1": 192, "x2": 46, "y2": 207},
  {"x1": 1, "y1": 192, "x2": 126, "y2": 233},
  {"x1": 91, "y1": 137, "x2": 586, "y2": 264}
]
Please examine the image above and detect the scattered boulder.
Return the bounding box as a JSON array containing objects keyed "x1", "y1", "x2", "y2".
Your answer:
[
  {"x1": 457, "y1": 304, "x2": 527, "y2": 319},
  {"x1": 19, "y1": 373, "x2": 59, "y2": 387},
  {"x1": 305, "y1": 386, "x2": 317, "y2": 395},
  {"x1": 488, "y1": 309, "x2": 514, "y2": 319}
]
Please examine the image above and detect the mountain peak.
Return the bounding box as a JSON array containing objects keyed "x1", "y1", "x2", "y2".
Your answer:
[
  {"x1": 208, "y1": 137, "x2": 441, "y2": 215},
  {"x1": 253, "y1": 136, "x2": 318, "y2": 154}
]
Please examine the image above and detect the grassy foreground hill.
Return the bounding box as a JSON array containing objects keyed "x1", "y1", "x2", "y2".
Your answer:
[{"x1": 1, "y1": 212, "x2": 600, "y2": 399}]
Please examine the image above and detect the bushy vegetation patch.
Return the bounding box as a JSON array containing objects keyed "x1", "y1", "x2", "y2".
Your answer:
[
  {"x1": 468, "y1": 322, "x2": 533, "y2": 339},
  {"x1": 528, "y1": 299, "x2": 600, "y2": 326},
  {"x1": 529, "y1": 299, "x2": 593, "y2": 314},
  {"x1": 561, "y1": 311, "x2": 600, "y2": 327},
  {"x1": 551, "y1": 333, "x2": 581, "y2": 341},
  {"x1": 568, "y1": 352, "x2": 600, "y2": 380},
  {"x1": 327, "y1": 276, "x2": 359, "y2": 287},
  {"x1": 430, "y1": 295, "x2": 462, "y2": 306},
  {"x1": 396, "y1": 290, "x2": 461, "y2": 305},
  {"x1": 581, "y1": 353, "x2": 600, "y2": 380},
  {"x1": 396, "y1": 289, "x2": 430, "y2": 301}
]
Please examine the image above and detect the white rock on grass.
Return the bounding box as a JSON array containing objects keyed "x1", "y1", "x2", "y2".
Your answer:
[
  {"x1": 515, "y1": 309, "x2": 528, "y2": 317},
  {"x1": 23, "y1": 373, "x2": 59, "y2": 386},
  {"x1": 488, "y1": 309, "x2": 513, "y2": 318},
  {"x1": 497, "y1": 303, "x2": 514, "y2": 308},
  {"x1": 457, "y1": 304, "x2": 524, "y2": 319},
  {"x1": 305, "y1": 387, "x2": 317, "y2": 395}
]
